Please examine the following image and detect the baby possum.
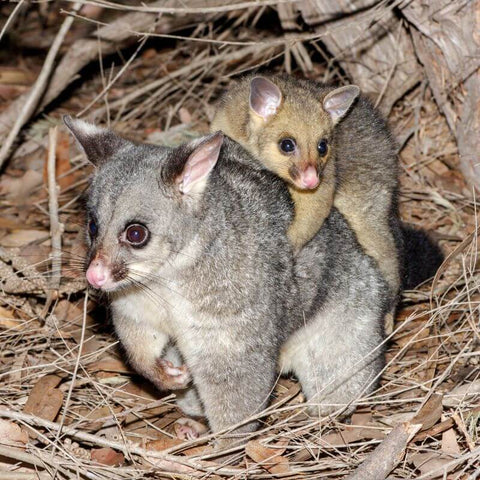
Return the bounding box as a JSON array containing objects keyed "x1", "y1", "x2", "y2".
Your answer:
[
  {"x1": 65, "y1": 117, "x2": 390, "y2": 440},
  {"x1": 211, "y1": 75, "x2": 401, "y2": 298}
]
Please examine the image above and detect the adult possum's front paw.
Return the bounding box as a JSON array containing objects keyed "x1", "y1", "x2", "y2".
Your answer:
[{"x1": 154, "y1": 358, "x2": 191, "y2": 390}]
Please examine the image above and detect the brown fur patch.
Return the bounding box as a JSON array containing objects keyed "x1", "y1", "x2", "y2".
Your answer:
[{"x1": 287, "y1": 159, "x2": 336, "y2": 250}]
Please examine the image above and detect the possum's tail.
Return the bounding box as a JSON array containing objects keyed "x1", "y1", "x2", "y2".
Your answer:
[{"x1": 401, "y1": 225, "x2": 444, "y2": 290}]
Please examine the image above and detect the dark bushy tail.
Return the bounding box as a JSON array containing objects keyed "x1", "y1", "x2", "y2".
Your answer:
[{"x1": 401, "y1": 225, "x2": 444, "y2": 290}]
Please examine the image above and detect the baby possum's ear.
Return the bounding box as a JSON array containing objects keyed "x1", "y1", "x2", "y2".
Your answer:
[
  {"x1": 63, "y1": 115, "x2": 130, "y2": 166},
  {"x1": 249, "y1": 77, "x2": 282, "y2": 121},
  {"x1": 323, "y1": 85, "x2": 360, "y2": 124},
  {"x1": 177, "y1": 132, "x2": 224, "y2": 195}
]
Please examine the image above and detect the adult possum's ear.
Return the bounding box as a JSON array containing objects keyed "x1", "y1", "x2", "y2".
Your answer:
[
  {"x1": 63, "y1": 115, "x2": 129, "y2": 166},
  {"x1": 177, "y1": 132, "x2": 224, "y2": 195},
  {"x1": 323, "y1": 85, "x2": 360, "y2": 124},
  {"x1": 249, "y1": 77, "x2": 282, "y2": 121}
]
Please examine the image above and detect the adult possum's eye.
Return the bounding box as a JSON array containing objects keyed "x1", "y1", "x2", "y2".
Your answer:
[
  {"x1": 88, "y1": 219, "x2": 97, "y2": 238},
  {"x1": 125, "y1": 224, "x2": 149, "y2": 247},
  {"x1": 317, "y1": 139, "x2": 328, "y2": 156},
  {"x1": 279, "y1": 138, "x2": 296, "y2": 154}
]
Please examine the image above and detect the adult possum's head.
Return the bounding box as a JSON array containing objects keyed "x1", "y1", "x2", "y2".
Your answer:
[{"x1": 64, "y1": 116, "x2": 223, "y2": 293}]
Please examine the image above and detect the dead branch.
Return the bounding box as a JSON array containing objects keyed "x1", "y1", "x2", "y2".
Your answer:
[
  {"x1": 402, "y1": 0, "x2": 480, "y2": 191},
  {"x1": 278, "y1": 0, "x2": 421, "y2": 114},
  {"x1": 345, "y1": 422, "x2": 422, "y2": 480},
  {"x1": 0, "y1": 408, "x2": 248, "y2": 477},
  {"x1": 0, "y1": 3, "x2": 81, "y2": 170},
  {"x1": 0, "y1": 0, "x2": 244, "y2": 168}
]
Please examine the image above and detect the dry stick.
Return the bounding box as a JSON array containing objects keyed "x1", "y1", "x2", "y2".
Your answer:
[
  {"x1": 0, "y1": 0, "x2": 26, "y2": 43},
  {"x1": 90, "y1": 43, "x2": 279, "y2": 120},
  {"x1": 345, "y1": 422, "x2": 422, "y2": 480},
  {"x1": 0, "y1": 0, "x2": 237, "y2": 148},
  {"x1": 42, "y1": 127, "x2": 63, "y2": 319},
  {"x1": 51, "y1": 292, "x2": 88, "y2": 467},
  {"x1": 77, "y1": 35, "x2": 148, "y2": 117},
  {"x1": 0, "y1": 473, "x2": 51, "y2": 480},
  {"x1": 64, "y1": 0, "x2": 296, "y2": 14},
  {"x1": 0, "y1": 3, "x2": 81, "y2": 170},
  {"x1": 0, "y1": 445, "x2": 68, "y2": 480},
  {"x1": 0, "y1": 409, "x2": 250, "y2": 477}
]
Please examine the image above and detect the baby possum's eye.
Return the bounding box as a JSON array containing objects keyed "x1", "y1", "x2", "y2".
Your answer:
[
  {"x1": 279, "y1": 138, "x2": 297, "y2": 154},
  {"x1": 87, "y1": 219, "x2": 98, "y2": 238},
  {"x1": 124, "y1": 224, "x2": 149, "y2": 248},
  {"x1": 317, "y1": 139, "x2": 328, "y2": 156}
]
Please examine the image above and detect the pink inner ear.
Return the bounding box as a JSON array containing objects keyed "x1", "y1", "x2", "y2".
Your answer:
[
  {"x1": 323, "y1": 85, "x2": 360, "y2": 123},
  {"x1": 249, "y1": 77, "x2": 282, "y2": 120},
  {"x1": 179, "y1": 134, "x2": 223, "y2": 194}
]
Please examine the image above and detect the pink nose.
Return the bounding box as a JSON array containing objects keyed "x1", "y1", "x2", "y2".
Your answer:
[
  {"x1": 299, "y1": 165, "x2": 319, "y2": 189},
  {"x1": 86, "y1": 259, "x2": 109, "y2": 288}
]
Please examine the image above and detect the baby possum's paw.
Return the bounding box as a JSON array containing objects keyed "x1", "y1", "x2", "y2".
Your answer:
[
  {"x1": 154, "y1": 358, "x2": 191, "y2": 390},
  {"x1": 174, "y1": 417, "x2": 208, "y2": 440}
]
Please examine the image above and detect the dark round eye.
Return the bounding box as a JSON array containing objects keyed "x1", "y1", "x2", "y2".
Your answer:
[
  {"x1": 125, "y1": 224, "x2": 149, "y2": 247},
  {"x1": 317, "y1": 139, "x2": 328, "y2": 156},
  {"x1": 88, "y1": 219, "x2": 97, "y2": 237},
  {"x1": 279, "y1": 138, "x2": 297, "y2": 154}
]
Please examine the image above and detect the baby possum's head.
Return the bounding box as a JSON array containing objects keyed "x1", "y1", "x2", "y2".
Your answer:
[
  {"x1": 247, "y1": 76, "x2": 359, "y2": 190},
  {"x1": 64, "y1": 116, "x2": 223, "y2": 293}
]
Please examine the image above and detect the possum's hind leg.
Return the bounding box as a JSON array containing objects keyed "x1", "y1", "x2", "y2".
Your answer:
[{"x1": 280, "y1": 299, "x2": 385, "y2": 418}]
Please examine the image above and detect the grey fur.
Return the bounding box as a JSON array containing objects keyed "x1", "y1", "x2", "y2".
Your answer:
[{"x1": 66, "y1": 118, "x2": 389, "y2": 441}]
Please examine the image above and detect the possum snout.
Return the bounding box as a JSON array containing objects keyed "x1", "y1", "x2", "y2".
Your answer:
[{"x1": 289, "y1": 163, "x2": 320, "y2": 190}]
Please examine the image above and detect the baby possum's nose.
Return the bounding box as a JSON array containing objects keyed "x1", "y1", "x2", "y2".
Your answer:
[
  {"x1": 86, "y1": 256, "x2": 113, "y2": 289},
  {"x1": 299, "y1": 165, "x2": 320, "y2": 189}
]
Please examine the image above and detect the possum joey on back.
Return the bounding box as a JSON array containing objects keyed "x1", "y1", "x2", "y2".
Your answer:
[
  {"x1": 211, "y1": 76, "x2": 360, "y2": 251},
  {"x1": 212, "y1": 75, "x2": 403, "y2": 305}
]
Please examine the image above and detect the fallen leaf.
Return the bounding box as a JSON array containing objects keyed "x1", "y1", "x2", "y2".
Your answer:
[
  {"x1": 23, "y1": 374, "x2": 64, "y2": 422},
  {"x1": 443, "y1": 380, "x2": 480, "y2": 407},
  {"x1": 412, "y1": 394, "x2": 443, "y2": 431},
  {"x1": 246, "y1": 439, "x2": 290, "y2": 474},
  {"x1": 0, "y1": 170, "x2": 43, "y2": 201},
  {"x1": 0, "y1": 67, "x2": 34, "y2": 85},
  {"x1": 19, "y1": 244, "x2": 50, "y2": 272},
  {"x1": 0, "y1": 84, "x2": 28, "y2": 101},
  {"x1": 441, "y1": 427, "x2": 460, "y2": 455},
  {"x1": 1, "y1": 229, "x2": 49, "y2": 248},
  {"x1": 146, "y1": 435, "x2": 208, "y2": 456},
  {"x1": 88, "y1": 357, "x2": 132, "y2": 374},
  {"x1": 319, "y1": 425, "x2": 386, "y2": 447},
  {"x1": 351, "y1": 411, "x2": 373, "y2": 426},
  {"x1": 0, "y1": 419, "x2": 29, "y2": 447},
  {"x1": 411, "y1": 452, "x2": 455, "y2": 479},
  {"x1": 0, "y1": 315, "x2": 23, "y2": 330},
  {"x1": 91, "y1": 447, "x2": 124, "y2": 466},
  {"x1": 146, "y1": 436, "x2": 184, "y2": 450}
]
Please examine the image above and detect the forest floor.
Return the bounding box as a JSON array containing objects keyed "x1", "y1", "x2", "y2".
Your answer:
[{"x1": 0, "y1": 2, "x2": 479, "y2": 479}]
